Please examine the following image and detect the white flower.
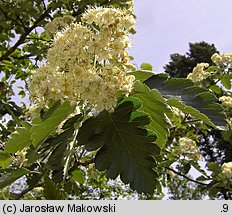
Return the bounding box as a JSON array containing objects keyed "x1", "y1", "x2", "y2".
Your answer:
[
  {"x1": 221, "y1": 162, "x2": 232, "y2": 179},
  {"x1": 211, "y1": 52, "x2": 232, "y2": 65},
  {"x1": 187, "y1": 63, "x2": 210, "y2": 82},
  {"x1": 44, "y1": 15, "x2": 75, "y2": 35},
  {"x1": 176, "y1": 137, "x2": 201, "y2": 161},
  {"x1": 172, "y1": 107, "x2": 185, "y2": 119},
  {"x1": 211, "y1": 53, "x2": 222, "y2": 65},
  {"x1": 219, "y1": 96, "x2": 232, "y2": 109}
]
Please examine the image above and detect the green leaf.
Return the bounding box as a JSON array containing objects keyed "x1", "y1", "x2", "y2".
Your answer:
[
  {"x1": 43, "y1": 176, "x2": 64, "y2": 200},
  {"x1": 210, "y1": 84, "x2": 221, "y2": 95},
  {"x1": 18, "y1": 90, "x2": 25, "y2": 98},
  {"x1": 71, "y1": 170, "x2": 85, "y2": 184},
  {"x1": 140, "y1": 63, "x2": 153, "y2": 71},
  {"x1": 145, "y1": 75, "x2": 227, "y2": 129},
  {"x1": 190, "y1": 161, "x2": 208, "y2": 178},
  {"x1": 196, "y1": 176, "x2": 208, "y2": 182},
  {"x1": 128, "y1": 70, "x2": 154, "y2": 83},
  {"x1": 0, "y1": 168, "x2": 30, "y2": 189},
  {"x1": 221, "y1": 75, "x2": 231, "y2": 90},
  {"x1": 132, "y1": 81, "x2": 170, "y2": 148},
  {"x1": 208, "y1": 162, "x2": 221, "y2": 175},
  {"x1": 77, "y1": 97, "x2": 160, "y2": 194},
  {"x1": 0, "y1": 151, "x2": 12, "y2": 169},
  {"x1": 167, "y1": 98, "x2": 214, "y2": 126},
  {"x1": 31, "y1": 100, "x2": 75, "y2": 147},
  {"x1": 206, "y1": 66, "x2": 219, "y2": 72},
  {"x1": 5, "y1": 122, "x2": 32, "y2": 153},
  {"x1": 208, "y1": 183, "x2": 221, "y2": 197},
  {"x1": 62, "y1": 114, "x2": 83, "y2": 130},
  {"x1": 47, "y1": 125, "x2": 75, "y2": 183},
  {"x1": 182, "y1": 163, "x2": 191, "y2": 175}
]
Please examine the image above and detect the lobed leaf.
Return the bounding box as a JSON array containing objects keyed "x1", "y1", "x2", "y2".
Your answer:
[
  {"x1": 128, "y1": 70, "x2": 154, "y2": 83},
  {"x1": 77, "y1": 97, "x2": 160, "y2": 194},
  {"x1": 47, "y1": 125, "x2": 75, "y2": 183},
  {"x1": 5, "y1": 122, "x2": 32, "y2": 153},
  {"x1": 132, "y1": 81, "x2": 171, "y2": 148},
  {"x1": 145, "y1": 75, "x2": 227, "y2": 129},
  {"x1": 43, "y1": 176, "x2": 64, "y2": 200},
  {"x1": 31, "y1": 100, "x2": 75, "y2": 147}
]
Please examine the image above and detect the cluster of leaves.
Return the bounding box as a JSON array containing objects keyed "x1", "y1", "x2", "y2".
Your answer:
[{"x1": 163, "y1": 42, "x2": 232, "y2": 199}]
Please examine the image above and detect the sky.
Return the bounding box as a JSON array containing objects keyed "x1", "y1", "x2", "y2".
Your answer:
[{"x1": 131, "y1": 0, "x2": 232, "y2": 72}]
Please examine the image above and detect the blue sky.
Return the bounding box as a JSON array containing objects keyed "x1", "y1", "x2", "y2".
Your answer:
[{"x1": 131, "y1": 0, "x2": 232, "y2": 72}]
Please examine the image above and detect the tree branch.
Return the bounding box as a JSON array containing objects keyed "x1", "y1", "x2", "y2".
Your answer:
[
  {"x1": 165, "y1": 166, "x2": 208, "y2": 186},
  {"x1": 26, "y1": 37, "x2": 51, "y2": 42},
  {"x1": 0, "y1": 7, "x2": 52, "y2": 62}
]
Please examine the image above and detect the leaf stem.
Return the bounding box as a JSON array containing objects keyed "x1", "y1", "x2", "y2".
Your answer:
[{"x1": 0, "y1": 7, "x2": 52, "y2": 62}]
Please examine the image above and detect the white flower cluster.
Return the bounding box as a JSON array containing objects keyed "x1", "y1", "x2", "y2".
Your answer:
[
  {"x1": 187, "y1": 63, "x2": 210, "y2": 82},
  {"x1": 175, "y1": 137, "x2": 201, "y2": 161},
  {"x1": 211, "y1": 53, "x2": 232, "y2": 65},
  {"x1": 221, "y1": 162, "x2": 232, "y2": 179},
  {"x1": 171, "y1": 107, "x2": 185, "y2": 119},
  {"x1": 44, "y1": 16, "x2": 75, "y2": 35},
  {"x1": 29, "y1": 6, "x2": 135, "y2": 113},
  {"x1": 219, "y1": 96, "x2": 232, "y2": 109}
]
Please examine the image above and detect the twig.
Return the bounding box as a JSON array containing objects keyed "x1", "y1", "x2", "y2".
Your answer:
[
  {"x1": 26, "y1": 37, "x2": 51, "y2": 42},
  {"x1": 165, "y1": 166, "x2": 208, "y2": 186},
  {"x1": 0, "y1": 7, "x2": 52, "y2": 62},
  {"x1": 42, "y1": 0, "x2": 47, "y2": 10}
]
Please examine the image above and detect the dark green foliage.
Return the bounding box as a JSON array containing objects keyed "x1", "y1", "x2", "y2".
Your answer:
[
  {"x1": 47, "y1": 125, "x2": 75, "y2": 183},
  {"x1": 0, "y1": 168, "x2": 30, "y2": 189},
  {"x1": 164, "y1": 41, "x2": 219, "y2": 77},
  {"x1": 163, "y1": 41, "x2": 232, "y2": 199},
  {"x1": 43, "y1": 176, "x2": 64, "y2": 200},
  {"x1": 77, "y1": 97, "x2": 160, "y2": 194},
  {"x1": 132, "y1": 81, "x2": 171, "y2": 147},
  {"x1": 145, "y1": 74, "x2": 227, "y2": 129}
]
